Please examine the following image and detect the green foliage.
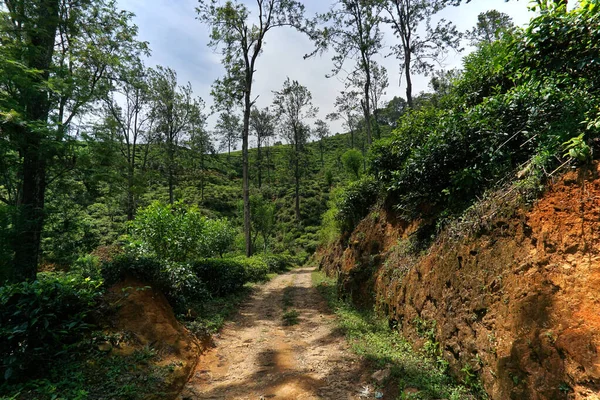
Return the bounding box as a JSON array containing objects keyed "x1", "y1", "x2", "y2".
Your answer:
[
  {"x1": 249, "y1": 194, "x2": 276, "y2": 253},
  {"x1": 0, "y1": 272, "x2": 103, "y2": 381},
  {"x1": 203, "y1": 218, "x2": 237, "y2": 258},
  {"x1": 563, "y1": 134, "x2": 592, "y2": 163},
  {"x1": 282, "y1": 309, "x2": 300, "y2": 326},
  {"x1": 342, "y1": 149, "x2": 363, "y2": 179},
  {"x1": 129, "y1": 201, "x2": 235, "y2": 261},
  {"x1": 370, "y1": 6, "x2": 600, "y2": 222},
  {"x1": 335, "y1": 176, "x2": 380, "y2": 233},
  {"x1": 103, "y1": 255, "x2": 208, "y2": 310},
  {"x1": 191, "y1": 259, "x2": 249, "y2": 297}
]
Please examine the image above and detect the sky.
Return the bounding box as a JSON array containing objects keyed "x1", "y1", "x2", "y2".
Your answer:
[{"x1": 116, "y1": 0, "x2": 536, "y2": 137}]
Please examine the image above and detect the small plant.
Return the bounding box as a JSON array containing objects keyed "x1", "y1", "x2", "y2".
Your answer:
[
  {"x1": 563, "y1": 134, "x2": 591, "y2": 163},
  {"x1": 282, "y1": 309, "x2": 300, "y2": 326},
  {"x1": 559, "y1": 382, "x2": 572, "y2": 393}
]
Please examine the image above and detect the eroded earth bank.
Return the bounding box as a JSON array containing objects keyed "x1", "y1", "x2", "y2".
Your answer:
[{"x1": 316, "y1": 165, "x2": 600, "y2": 399}]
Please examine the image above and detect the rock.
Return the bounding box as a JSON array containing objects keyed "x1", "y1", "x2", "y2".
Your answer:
[
  {"x1": 98, "y1": 341, "x2": 112, "y2": 352},
  {"x1": 371, "y1": 368, "x2": 391, "y2": 384}
]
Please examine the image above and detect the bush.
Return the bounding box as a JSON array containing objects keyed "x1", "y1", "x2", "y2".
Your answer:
[
  {"x1": 0, "y1": 272, "x2": 103, "y2": 380},
  {"x1": 342, "y1": 149, "x2": 363, "y2": 179},
  {"x1": 236, "y1": 256, "x2": 270, "y2": 282},
  {"x1": 103, "y1": 255, "x2": 208, "y2": 310},
  {"x1": 129, "y1": 201, "x2": 235, "y2": 262},
  {"x1": 203, "y1": 218, "x2": 237, "y2": 258},
  {"x1": 191, "y1": 259, "x2": 249, "y2": 296},
  {"x1": 335, "y1": 176, "x2": 380, "y2": 233},
  {"x1": 369, "y1": 6, "x2": 600, "y2": 222}
]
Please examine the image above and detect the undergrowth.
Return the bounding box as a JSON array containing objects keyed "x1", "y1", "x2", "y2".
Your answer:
[{"x1": 312, "y1": 270, "x2": 481, "y2": 400}]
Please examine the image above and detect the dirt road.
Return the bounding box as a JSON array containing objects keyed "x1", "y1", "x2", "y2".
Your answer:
[{"x1": 178, "y1": 267, "x2": 370, "y2": 400}]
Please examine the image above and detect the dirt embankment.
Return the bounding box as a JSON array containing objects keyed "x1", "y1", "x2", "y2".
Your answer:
[
  {"x1": 316, "y1": 164, "x2": 600, "y2": 399},
  {"x1": 104, "y1": 279, "x2": 202, "y2": 399}
]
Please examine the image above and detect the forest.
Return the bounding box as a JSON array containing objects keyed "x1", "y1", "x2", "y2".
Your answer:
[{"x1": 1, "y1": 0, "x2": 599, "y2": 399}]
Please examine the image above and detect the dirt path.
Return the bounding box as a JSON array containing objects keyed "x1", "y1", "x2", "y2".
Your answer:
[{"x1": 178, "y1": 266, "x2": 370, "y2": 400}]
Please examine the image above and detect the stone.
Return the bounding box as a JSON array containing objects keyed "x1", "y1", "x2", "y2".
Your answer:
[{"x1": 371, "y1": 368, "x2": 391, "y2": 384}]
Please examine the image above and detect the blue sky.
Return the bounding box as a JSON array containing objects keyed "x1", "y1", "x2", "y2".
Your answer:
[{"x1": 116, "y1": 0, "x2": 535, "y2": 136}]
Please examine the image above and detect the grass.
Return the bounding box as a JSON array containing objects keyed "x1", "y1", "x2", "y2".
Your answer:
[{"x1": 311, "y1": 270, "x2": 481, "y2": 400}]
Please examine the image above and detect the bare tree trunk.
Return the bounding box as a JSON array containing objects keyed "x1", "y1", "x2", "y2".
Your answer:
[
  {"x1": 362, "y1": 68, "x2": 373, "y2": 145},
  {"x1": 405, "y1": 49, "x2": 413, "y2": 108},
  {"x1": 257, "y1": 139, "x2": 262, "y2": 189},
  {"x1": 243, "y1": 86, "x2": 252, "y2": 257},
  {"x1": 294, "y1": 132, "x2": 301, "y2": 221},
  {"x1": 11, "y1": 0, "x2": 60, "y2": 282}
]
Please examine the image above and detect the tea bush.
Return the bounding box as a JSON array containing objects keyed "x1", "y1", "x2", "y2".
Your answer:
[{"x1": 0, "y1": 272, "x2": 103, "y2": 380}]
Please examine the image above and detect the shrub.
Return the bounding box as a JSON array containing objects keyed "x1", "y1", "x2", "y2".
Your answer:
[
  {"x1": 342, "y1": 149, "x2": 363, "y2": 179},
  {"x1": 369, "y1": 6, "x2": 600, "y2": 222},
  {"x1": 191, "y1": 259, "x2": 248, "y2": 296},
  {"x1": 102, "y1": 255, "x2": 208, "y2": 310},
  {"x1": 0, "y1": 272, "x2": 103, "y2": 380},
  {"x1": 335, "y1": 176, "x2": 380, "y2": 233},
  {"x1": 203, "y1": 218, "x2": 237, "y2": 258},
  {"x1": 236, "y1": 256, "x2": 270, "y2": 282},
  {"x1": 129, "y1": 201, "x2": 235, "y2": 261}
]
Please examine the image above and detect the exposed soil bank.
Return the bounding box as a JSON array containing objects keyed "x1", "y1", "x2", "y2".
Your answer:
[
  {"x1": 316, "y1": 164, "x2": 600, "y2": 399},
  {"x1": 105, "y1": 279, "x2": 202, "y2": 399}
]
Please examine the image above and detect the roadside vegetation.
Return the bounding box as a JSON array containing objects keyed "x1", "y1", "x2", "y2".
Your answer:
[{"x1": 1, "y1": 0, "x2": 598, "y2": 398}]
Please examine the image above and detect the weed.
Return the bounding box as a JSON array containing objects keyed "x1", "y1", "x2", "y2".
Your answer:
[
  {"x1": 282, "y1": 309, "x2": 300, "y2": 326},
  {"x1": 312, "y1": 270, "x2": 482, "y2": 399}
]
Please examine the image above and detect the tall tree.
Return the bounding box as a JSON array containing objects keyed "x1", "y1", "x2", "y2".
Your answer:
[
  {"x1": 149, "y1": 66, "x2": 204, "y2": 205},
  {"x1": 186, "y1": 118, "x2": 213, "y2": 202},
  {"x1": 272, "y1": 78, "x2": 317, "y2": 221},
  {"x1": 466, "y1": 10, "x2": 514, "y2": 46},
  {"x1": 327, "y1": 90, "x2": 361, "y2": 148},
  {"x1": 197, "y1": 0, "x2": 305, "y2": 257},
  {"x1": 307, "y1": 0, "x2": 383, "y2": 145},
  {"x1": 313, "y1": 119, "x2": 330, "y2": 167},
  {"x1": 349, "y1": 61, "x2": 389, "y2": 140},
  {"x1": 215, "y1": 112, "x2": 241, "y2": 158},
  {"x1": 250, "y1": 107, "x2": 275, "y2": 188},
  {"x1": 380, "y1": 0, "x2": 461, "y2": 107},
  {"x1": 377, "y1": 95, "x2": 407, "y2": 127},
  {"x1": 102, "y1": 63, "x2": 152, "y2": 220},
  {"x1": 0, "y1": 0, "x2": 146, "y2": 282}
]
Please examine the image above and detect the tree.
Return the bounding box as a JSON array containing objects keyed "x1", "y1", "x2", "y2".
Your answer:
[
  {"x1": 186, "y1": 118, "x2": 213, "y2": 202},
  {"x1": 0, "y1": 0, "x2": 146, "y2": 282},
  {"x1": 313, "y1": 119, "x2": 330, "y2": 167},
  {"x1": 307, "y1": 0, "x2": 383, "y2": 145},
  {"x1": 101, "y1": 63, "x2": 153, "y2": 220},
  {"x1": 215, "y1": 112, "x2": 241, "y2": 158},
  {"x1": 327, "y1": 90, "x2": 361, "y2": 148},
  {"x1": 197, "y1": 0, "x2": 306, "y2": 257},
  {"x1": 380, "y1": 0, "x2": 462, "y2": 107},
  {"x1": 149, "y1": 66, "x2": 204, "y2": 205},
  {"x1": 377, "y1": 96, "x2": 407, "y2": 127},
  {"x1": 466, "y1": 10, "x2": 514, "y2": 46},
  {"x1": 250, "y1": 107, "x2": 275, "y2": 188},
  {"x1": 249, "y1": 194, "x2": 275, "y2": 252},
  {"x1": 272, "y1": 78, "x2": 318, "y2": 221}
]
